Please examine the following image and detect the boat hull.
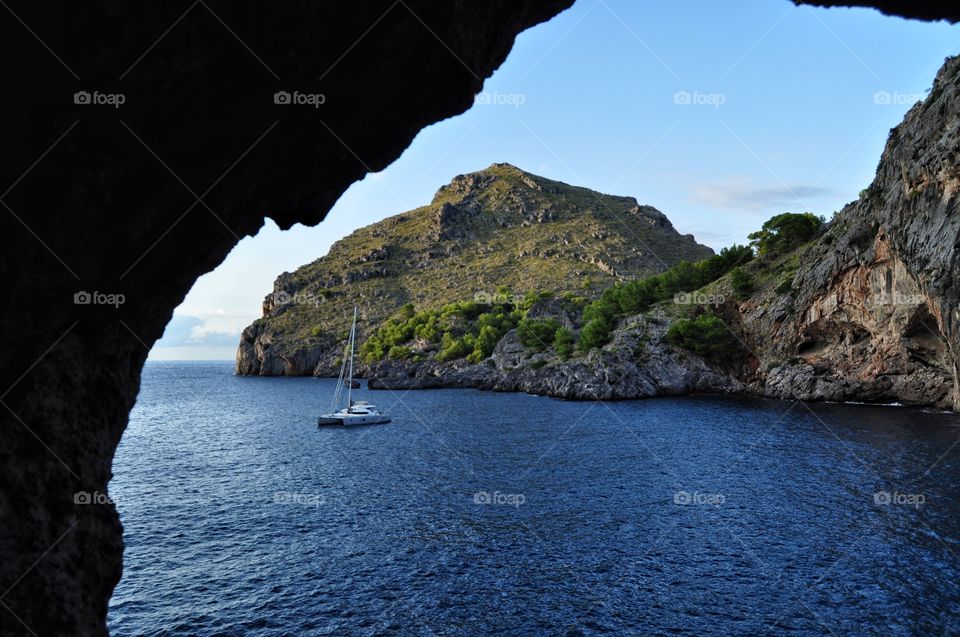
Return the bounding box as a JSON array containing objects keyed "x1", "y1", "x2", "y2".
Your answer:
[{"x1": 317, "y1": 415, "x2": 391, "y2": 427}]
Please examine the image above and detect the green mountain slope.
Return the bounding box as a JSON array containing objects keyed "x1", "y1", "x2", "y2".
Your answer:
[{"x1": 236, "y1": 163, "x2": 713, "y2": 375}]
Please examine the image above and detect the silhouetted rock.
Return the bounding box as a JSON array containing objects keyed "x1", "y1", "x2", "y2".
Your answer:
[
  {"x1": 0, "y1": 2, "x2": 573, "y2": 634},
  {"x1": 2, "y1": 2, "x2": 957, "y2": 634}
]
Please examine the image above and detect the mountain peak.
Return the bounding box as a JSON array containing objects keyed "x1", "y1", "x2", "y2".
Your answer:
[
  {"x1": 484, "y1": 161, "x2": 524, "y2": 173},
  {"x1": 239, "y1": 165, "x2": 715, "y2": 375},
  {"x1": 431, "y1": 162, "x2": 539, "y2": 204},
  {"x1": 429, "y1": 164, "x2": 675, "y2": 234}
]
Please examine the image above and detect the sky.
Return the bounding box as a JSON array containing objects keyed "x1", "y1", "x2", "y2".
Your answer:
[{"x1": 150, "y1": 0, "x2": 960, "y2": 360}]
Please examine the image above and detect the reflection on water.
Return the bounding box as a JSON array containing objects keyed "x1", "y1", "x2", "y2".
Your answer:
[{"x1": 109, "y1": 362, "x2": 960, "y2": 636}]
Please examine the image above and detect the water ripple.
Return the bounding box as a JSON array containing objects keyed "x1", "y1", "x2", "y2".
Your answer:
[{"x1": 109, "y1": 362, "x2": 960, "y2": 636}]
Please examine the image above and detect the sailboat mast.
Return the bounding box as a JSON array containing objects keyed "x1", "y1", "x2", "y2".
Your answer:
[{"x1": 347, "y1": 305, "x2": 358, "y2": 407}]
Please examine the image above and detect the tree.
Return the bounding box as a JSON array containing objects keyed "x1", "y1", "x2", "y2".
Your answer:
[
  {"x1": 748, "y1": 212, "x2": 823, "y2": 257},
  {"x1": 360, "y1": 340, "x2": 386, "y2": 363},
  {"x1": 553, "y1": 327, "x2": 575, "y2": 360},
  {"x1": 436, "y1": 332, "x2": 473, "y2": 362},
  {"x1": 729, "y1": 267, "x2": 754, "y2": 300},
  {"x1": 517, "y1": 318, "x2": 560, "y2": 351},
  {"x1": 697, "y1": 254, "x2": 730, "y2": 282},
  {"x1": 583, "y1": 288, "x2": 618, "y2": 324},
  {"x1": 579, "y1": 316, "x2": 612, "y2": 351},
  {"x1": 666, "y1": 316, "x2": 740, "y2": 362},
  {"x1": 414, "y1": 315, "x2": 441, "y2": 342},
  {"x1": 718, "y1": 244, "x2": 754, "y2": 268},
  {"x1": 388, "y1": 345, "x2": 412, "y2": 360},
  {"x1": 469, "y1": 325, "x2": 501, "y2": 362}
]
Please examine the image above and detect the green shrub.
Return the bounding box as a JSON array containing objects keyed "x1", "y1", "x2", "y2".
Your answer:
[
  {"x1": 666, "y1": 316, "x2": 741, "y2": 362},
  {"x1": 468, "y1": 325, "x2": 501, "y2": 362},
  {"x1": 729, "y1": 267, "x2": 754, "y2": 300},
  {"x1": 360, "y1": 342, "x2": 386, "y2": 364},
  {"x1": 553, "y1": 327, "x2": 575, "y2": 360},
  {"x1": 775, "y1": 278, "x2": 793, "y2": 295},
  {"x1": 579, "y1": 316, "x2": 612, "y2": 351},
  {"x1": 310, "y1": 325, "x2": 326, "y2": 338},
  {"x1": 581, "y1": 244, "x2": 753, "y2": 325},
  {"x1": 436, "y1": 332, "x2": 473, "y2": 362},
  {"x1": 517, "y1": 317, "x2": 561, "y2": 351},
  {"x1": 718, "y1": 244, "x2": 755, "y2": 268},
  {"x1": 477, "y1": 310, "x2": 520, "y2": 334},
  {"x1": 413, "y1": 315, "x2": 442, "y2": 342},
  {"x1": 388, "y1": 345, "x2": 412, "y2": 360}
]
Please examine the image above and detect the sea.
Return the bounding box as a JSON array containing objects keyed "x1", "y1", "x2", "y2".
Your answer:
[{"x1": 107, "y1": 361, "x2": 960, "y2": 636}]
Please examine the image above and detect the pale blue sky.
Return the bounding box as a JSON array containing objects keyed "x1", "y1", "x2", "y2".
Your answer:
[{"x1": 151, "y1": 0, "x2": 960, "y2": 360}]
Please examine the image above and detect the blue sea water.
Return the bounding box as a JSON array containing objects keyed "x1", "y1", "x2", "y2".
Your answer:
[{"x1": 108, "y1": 361, "x2": 960, "y2": 636}]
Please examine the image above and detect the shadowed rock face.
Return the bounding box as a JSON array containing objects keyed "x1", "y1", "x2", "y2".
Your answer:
[
  {"x1": 0, "y1": 2, "x2": 573, "y2": 634},
  {"x1": 0, "y1": 1, "x2": 955, "y2": 635},
  {"x1": 798, "y1": 1, "x2": 959, "y2": 23}
]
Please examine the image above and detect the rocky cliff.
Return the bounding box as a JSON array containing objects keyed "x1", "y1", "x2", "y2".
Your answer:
[
  {"x1": 310, "y1": 56, "x2": 960, "y2": 410},
  {"x1": 748, "y1": 55, "x2": 960, "y2": 408},
  {"x1": 236, "y1": 163, "x2": 713, "y2": 376}
]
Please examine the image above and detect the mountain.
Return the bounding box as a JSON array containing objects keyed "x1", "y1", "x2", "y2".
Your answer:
[
  {"x1": 368, "y1": 56, "x2": 960, "y2": 410},
  {"x1": 239, "y1": 56, "x2": 960, "y2": 411},
  {"x1": 236, "y1": 163, "x2": 713, "y2": 375}
]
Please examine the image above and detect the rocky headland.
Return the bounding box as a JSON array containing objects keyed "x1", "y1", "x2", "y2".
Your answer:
[{"x1": 240, "y1": 56, "x2": 960, "y2": 411}]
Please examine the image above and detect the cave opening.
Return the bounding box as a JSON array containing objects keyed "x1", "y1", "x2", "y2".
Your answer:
[{"x1": 3, "y1": 2, "x2": 960, "y2": 636}]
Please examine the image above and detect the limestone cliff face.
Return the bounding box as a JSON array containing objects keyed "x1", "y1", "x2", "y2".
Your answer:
[
  {"x1": 758, "y1": 232, "x2": 953, "y2": 406},
  {"x1": 749, "y1": 55, "x2": 960, "y2": 408}
]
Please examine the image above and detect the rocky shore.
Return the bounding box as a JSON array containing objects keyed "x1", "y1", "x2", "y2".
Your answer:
[
  {"x1": 238, "y1": 56, "x2": 960, "y2": 412},
  {"x1": 364, "y1": 312, "x2": 747, "y2": 400}
]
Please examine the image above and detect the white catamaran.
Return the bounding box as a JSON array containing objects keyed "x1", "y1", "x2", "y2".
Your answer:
[{"x1": 317, "y1": 306, "x2": 391, "y2": 427}]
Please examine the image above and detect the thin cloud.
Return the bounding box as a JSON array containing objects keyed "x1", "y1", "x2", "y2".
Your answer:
[
  {"x1": 692, "y1": 179, "x2": 842, "y2": 212},
  {"x1": 154, "y1": 315, "x2": 238, "y2": 349}
]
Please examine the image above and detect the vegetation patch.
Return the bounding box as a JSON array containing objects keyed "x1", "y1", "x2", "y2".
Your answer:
[
  {"x1": 576, "y1": 244, "x2": 754, "y2": 349},
  {"x1": 748, "y1": 212, "x2": 824, "y2": 257},
  {"x1": 361, "y1": 292, "x2": 552, "y2": 365},
  {"x1": 729, "y1": 267, "x2": 755, "y2": 300},
  {"x1": 666, "y1": 315, "x2": 743, "y2": 362}
]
